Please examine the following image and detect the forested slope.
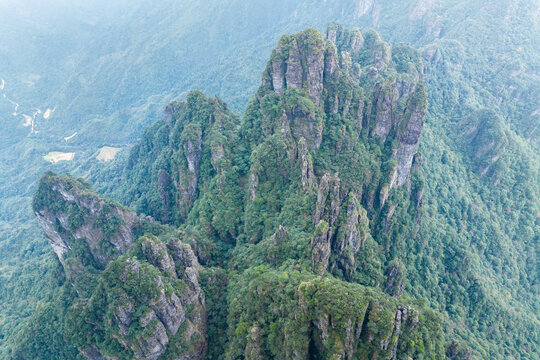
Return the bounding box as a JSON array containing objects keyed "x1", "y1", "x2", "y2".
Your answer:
[{"x1": 0, "y1": 1, "x2": 538, "y2": 359}]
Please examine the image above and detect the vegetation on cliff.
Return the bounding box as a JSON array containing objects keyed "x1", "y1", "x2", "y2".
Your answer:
[{"x1": 0, "y1": 3, "x2": 537, "y2": 358}]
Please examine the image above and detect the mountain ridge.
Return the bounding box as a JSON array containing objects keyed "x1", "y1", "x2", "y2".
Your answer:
[
  {"x1": 0, "y1": 2, "x2": 537, "y2": 358},
  {"x1": 21, "y1": 25, "x2": 454, "y2": 359}
]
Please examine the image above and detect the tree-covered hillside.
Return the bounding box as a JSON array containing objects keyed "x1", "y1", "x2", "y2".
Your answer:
[
  {"x1": 0, "y1": 1, "x2": 538, "y2": 359},
  {"x1": 8, "y1": 26, "x2": 451, "y2": 359}
]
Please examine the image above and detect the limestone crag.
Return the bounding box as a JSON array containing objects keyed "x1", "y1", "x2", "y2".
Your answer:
[
  {"x1": 178, "y1": 123, "x2": 203, "y2": 219},
  {"x1": 33, "y1": 172, "x2": 141, "y2": 267},
  {"x1": 298, "y1": 137, "x2": 315, "y2": 190},
  {"x1": 33, "y1": 172, "x2": 153, "y2": 296},
  {"x1": 256, "y1": 24, "x2": 427, "y2": 203},
  {"x1": 264, "y1": 28, "x2": 326, "y2": 106},
  {"x1": 82, "y1": 249, "x2": 205, "y2": 360},
  {"x1": 333, "y1": 193, "x2": 370, "y2": 279},
  {"x1": 70, "y1": 235, "x2": 207, "y2": 360},
  {"x1": 124, "y1": 91, "x2": 238, "y2": 225},
  {"x1": 34, "y1": 172, "x2": 207, "y2": 360},
  {"x1": 291, "y1": 278, "x2": 435, "y2": 359}
]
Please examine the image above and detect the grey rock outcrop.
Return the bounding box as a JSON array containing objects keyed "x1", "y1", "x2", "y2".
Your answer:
[
  {"x1": 272, "y1": 225, "x2": 288, "y2": 246},
  {"x1": 258, "y1": 24, "x2": 427, "y2": 195},
  {"x1": 33, "y1": 172, "x2": 151, "y2": 296},
  {"x1": 394, "y1": 83, "x2": 428, "y2": 187},
  {"x1": 298, "y1": 137, "x2": 315, "y2": 190},
  {"x1": 123, "y1": 91, "x2": 238, "y2": 225},
  {"x1": 372, "y1": 78, "x2": 427, "y2": 190},
  {"x1": 314, "y1": 172, "x2": 341, "y2": 227},
  {"x1": 33, "y1": 173, "x2": 207, "y2": 360},
  {"x1": 334, "y1": 193, "x2": 370, "y2": 280},
  {"x1": 312, "y1": 174, "x2": 372, "y2": 278},
  {"x1": 264, "y1": 28, "x2": 325, "y2": 106},
  {"x1": 72, "y1": 237, "x2": 207, "y2": 360},
  {"x1": 384, "y1": 259, "x2": 407, "y2": 297},
  {"x1": 379, "y1": 306, "x2": 417, "y2": 360},
  {"x1": 311, "y1": 220, "x2": 331, "y2": 274},
  {"x1": 283, "y1": 98, "x2": 324, "y2": 149},
  {"x1": 178, "y1": 124, "x2": 203, "y2": 219},
  {"x1": 312, "y1": 173, "x2": 341, "y2": 274},
  {"x1": 34, "y1": 173, "x2": 140, "y2": 266}
]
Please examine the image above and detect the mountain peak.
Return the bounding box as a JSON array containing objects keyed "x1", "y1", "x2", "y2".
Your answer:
[{"x1": 29, "y1": 25, "x2": 443, "y2": 360}]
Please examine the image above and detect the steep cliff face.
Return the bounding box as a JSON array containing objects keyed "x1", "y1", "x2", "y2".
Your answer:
[
  {"x1": 31, "y1": 25, "x2": 444, "y2": 360},
  {"x1": 32, "y1": 172, "x2": 150, "y2": 295},
  {"x1": 68, "y1": 235, "x2": 207, "y2": 360},
  {"x1": 122, "y1": 91, "x2": 239, "y2": 225},
  {"x1": 33, "y1": 172, "x2": 139, "y2": 264},
  {"x1": 257, "y1": 24, "x2": 426, "y2": 191},
  {"x1": 240, "y1": 24, "x2": 427, "y2": 281},
  {"x1": 33, "y1": 173, "x2": 207, "y2": 359},
  {"x1": 226, "y1": 272, "x2": 444, "y2": 360}
]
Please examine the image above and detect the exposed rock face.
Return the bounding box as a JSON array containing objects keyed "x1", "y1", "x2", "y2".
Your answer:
[
  {"x1": 34, "y1": 173, "x2": 139, "y2": 264},
  {"x1": 249, "y1": 171, "x2": 259, "y2": 201},
  {"x1": 258, "y1": 24, "x2": 427, "y2": 193},
  {"x1": 326, "y1": 22, "x2": 364, "y2": 53},
  {"x1": 112, "y1": 259, "x2": 175, "y2": 360},
  {"x1": 311, "y1": 173, "x2": 341, "y2": 274},
  {"x1": 141, "y1": 236, "x2": 178, "y2": 278},
  {"x1": 374, "y1": 82, "x2": 400, "y2": 140},
  {"x1": 166, "y1": 237, "x2": 208, "y2": 360},
  {"x1": 178, "y1": 123, "x2": 203, "y2": 219},
  {"x1": 80, "y1": 345, "x2": 105, "y2": 360},
  {"x1": 230, "y1": 275, "x2": 443, "y2": 359},
  {"x1": 265, "y1": 28, "x2": 326, "y2": 106},
  {"x1": 272, "y1": 225, "x2": 288, "y2": 246},
  {"x1": 124, "y1": 91, "x2": 238, "y2": 225},
  {"x1": 394, "y1": 83, "x2": 428, "y2": 187},
  {"x1": 461, "y1": 109, "x2": 508, "y2": 178},
  {"x1": 33, "y1": 173, "x2": 207, "y2": 360},
  {"x1": 245, "y1": 326, "x2": 264, "y2": 360},
  {"x1": 334, "y1": 193, "x2": 370, "y2": 280},
  {"x1": 324, "y1": 43, "x2": 338, "y2": 79},
  {"x1": 314, "y1": 173, "x2": 341, "y2": 227},
  {"x1": 283, "y1": 97, "x2": 324, "y2": 149},
  {"x1": 298, "y1": 137, "x2": 315, "y2": 190},
  {"x1": 68, "y1": 236, "x2": 207, "y2": 360},
  {"x1": 311, "y1": 173, "x2": 372, "y2": 279},
  {"x1": 378, "y1": 306, "x2": 419, "y2": 360},
  {"x1": 164, "y1": 101, "x2": 181, "y2": 128},
  {"x1": 210, "y1": 143, "x2": 225, "y2": 173},
  {"x1": 311, "y1": 220, "x2": 331, "y2": 274},
  {"x1": 371, "y1": 76, "x2": 427, "y2": 190},
  {"x1": 33, "y1": 172, "x2": 149, "y2": 295},
  {"x1": 384, "y1": 259, "x2": 407, "y2": 297}
]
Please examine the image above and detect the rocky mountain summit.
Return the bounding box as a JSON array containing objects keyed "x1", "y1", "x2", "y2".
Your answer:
[
  {"x1": 33, "y1": 173, "x2": 207, "y2": 359},
  {"x1": 30, "y1": 25, "x2": 450, "y2": 359},
  {"x1": 261, "y1": 23, "x2": 426, "y2": 190}
]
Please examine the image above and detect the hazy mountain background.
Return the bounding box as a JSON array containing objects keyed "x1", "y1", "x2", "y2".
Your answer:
[{"x1": 0, "y1": 0, "x2": 538, "y2": 358}]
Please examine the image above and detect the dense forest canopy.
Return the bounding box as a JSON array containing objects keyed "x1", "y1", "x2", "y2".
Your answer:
[{"x1": 0, "y1": 1, "x2": 538, "y2": 359}]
